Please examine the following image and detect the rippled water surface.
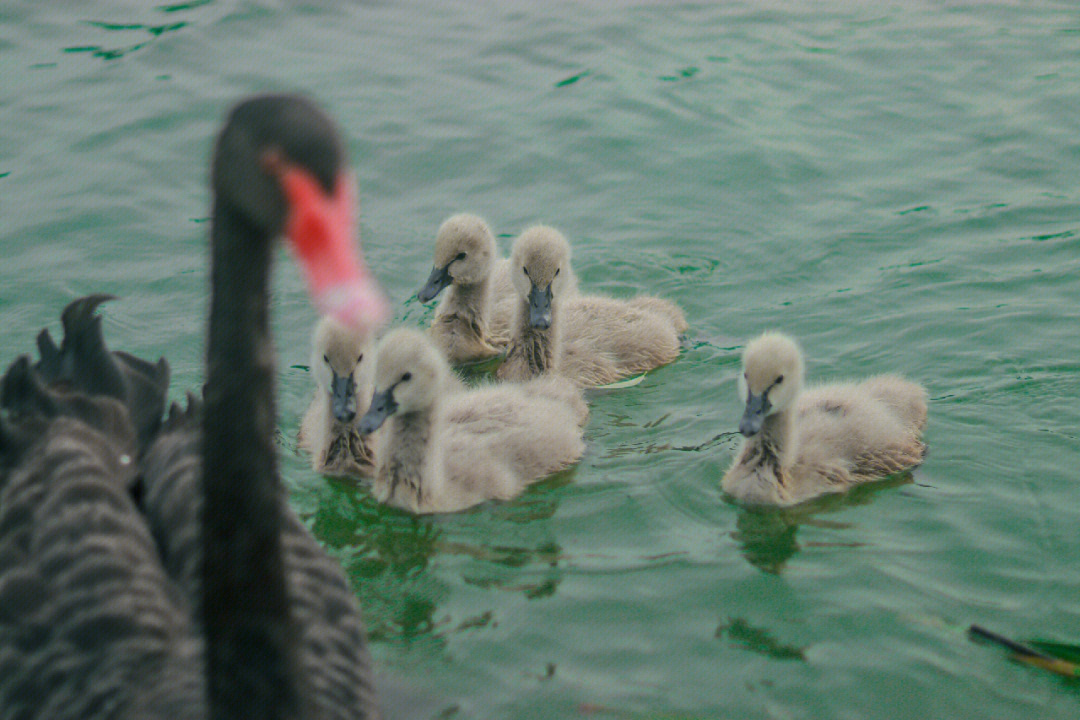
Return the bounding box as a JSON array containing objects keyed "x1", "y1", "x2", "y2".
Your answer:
[{"x1": 4, "y1": 1, "x2": 1080, "y2": 718}]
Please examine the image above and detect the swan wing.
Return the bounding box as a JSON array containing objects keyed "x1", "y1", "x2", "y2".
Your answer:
[{"x1": 0, "y1": 372, "x2": 201, "y2": 719}]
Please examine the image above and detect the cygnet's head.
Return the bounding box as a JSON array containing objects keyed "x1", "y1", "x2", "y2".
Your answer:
[
  {"x1": 737, "y1": 331, "x2": 805, "y2": 437},
  {"x1": 310, "y1": 316, "x2": 375, "y2": 423},
  {"x1": 417, "y1": 213, "x2": 497, "y2": 302},
  {"x1": 510, "y1": 225, "x2": 574, "y2": 330},
  {"x1": 358, "y1": 328, "x2": 451, "y2": 435}
]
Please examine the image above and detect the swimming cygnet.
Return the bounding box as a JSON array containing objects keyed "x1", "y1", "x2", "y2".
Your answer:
[
  {"x1": 497, "y1": 225, "x2": 687, "y2": 386},
  {"x1": 722, "y1": 331, "x2": 928, "y2": 506},
  {"x1": 298, "y1": 316, "x2": 377, "y2": 479},
  {"x1": 415, "y1": 213, "x2": 519, "y2": 364},
  {"x1": 357, "y1": 328, "x2": 588, "y2": 514}
]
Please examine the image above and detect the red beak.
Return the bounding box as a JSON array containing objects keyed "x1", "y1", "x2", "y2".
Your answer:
[{"x1": 278, "y1": 165, "x2": 389, "y2": 332}]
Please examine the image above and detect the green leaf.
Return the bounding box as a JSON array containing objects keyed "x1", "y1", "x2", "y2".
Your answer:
[
  {"x1": 1029, "y1": 640, "x2": 1080, "y2": 664},
  {"x1": 595, "y1": 374, "x2": 647, "y2": 389},
  {"x1": 555, "y1": 70, "x2": 591, "y2": 87},
  {"x1": 1013, "y1": 654, "x2": 1080, "y2": 678}
]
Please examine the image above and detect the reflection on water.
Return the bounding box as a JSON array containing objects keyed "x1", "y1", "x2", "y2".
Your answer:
[
  {"x1": 715, "y1": 617, "x2": 806, "y2": 661},
  {"x1": 732, "y1": 509, "x2": 802, "y2": 574},
  {"x1": 308, "y1": 481, "x2": 444, "y2": 642},
  {"x1": 491, "y1": 468, "x2": 575, "y2": 523},
  {"x1": 313, "y1": 479, "x2": 438, "y2": 571},
  {"x1": 458, "y1": 539, "x2": 564, "y2": 600},
  {"x1": 307, "y1": 475, "x2": 570, "y2": 643},
  {"x1": 602, "y1": 431, "x2": 740, "y2": 458},
  {"x1": 730, "y1": 472, "x2": 915, "y2": 574},
  {"x1": 61, "y1": 6, "x2": 197, "y2": 61}
]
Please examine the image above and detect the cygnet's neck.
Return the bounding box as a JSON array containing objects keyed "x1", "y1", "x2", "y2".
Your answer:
[
  {"x1": 740, "y1": 406, "x2": 798, "y2": 480},
  {"x1": 444, "y1": 273, "x2": 491, "y2": 325},
  {"x1": 379, "y1": 399, "x2": 443, "y2": 510},
  {"x1": 510, "y1": 297, "x2": 561, "y2": 377}
]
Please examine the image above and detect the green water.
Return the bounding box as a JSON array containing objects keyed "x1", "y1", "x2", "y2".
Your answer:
[{"x1": 4, "y1": 1, "x2": 1080, "y2": 718}]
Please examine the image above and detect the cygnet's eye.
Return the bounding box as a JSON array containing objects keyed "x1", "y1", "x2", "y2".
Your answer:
[
  {"x1": 323, "y1": 354, "x2": 330, "y2": 364},
  {"x1": 775, "y1": 375, "x2": 784, "y2": 384},
  {"x1": 401, "y1": 372, "x2": 412, "y2": 382},
  {"x1": 356, "y1": 354, "x2": 363, "y2": 365},
  {"x1": 554, "y1": 268, "x2": 560, "y2": 277},
  {"x1": 455, "y1": 252, "x2": 467, "y2": 262},
  {"x1": 523, "y1": 266, "x2": 530, "y2": 277}
]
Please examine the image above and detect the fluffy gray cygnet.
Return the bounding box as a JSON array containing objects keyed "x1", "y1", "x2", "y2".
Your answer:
[
  {"x1": 358, "y1": 328, "x2": 588, "y2": 513},
  {"x1": 497, "y1": 225, "x2": 687, "y2": 386},
  {"x1": 416, "y1": 213, "x2": 520, "y2": 365},
  {"x1": 298, "y1": 316, "x2": 377, "y2": 479},
  {"x1": 722, "y1": 331, "x2": 928, "y2": 506}
]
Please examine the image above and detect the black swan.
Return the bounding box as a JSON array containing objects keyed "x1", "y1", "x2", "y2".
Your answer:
[{"x1": 0, "y1": 95, "x2": 386, "y2": 720}]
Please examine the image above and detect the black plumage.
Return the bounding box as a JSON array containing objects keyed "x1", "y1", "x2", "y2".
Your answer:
[
  {"x1": 0, "y1": 95, "x2": 380, "y2": 720},
  {"x1": 34, "y1": 293, "x2": 171, "y2": 452}
]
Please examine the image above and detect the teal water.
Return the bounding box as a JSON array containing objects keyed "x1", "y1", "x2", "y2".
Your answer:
[{"x1": 4, "y1": 1, "x2": 1080, "y2": 718}]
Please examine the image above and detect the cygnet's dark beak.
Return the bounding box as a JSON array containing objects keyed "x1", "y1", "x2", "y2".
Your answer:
[
  {"x1": 528, "y1": 282, "x2": 553, "y2": 329},
  {"x1": 417, "y1": 264, "x2": 453, "y2": 303},
  {"x1": 330, "y1": 371, "x2": 356, "y2": 423},
  {"x1": 738, "y1": 391, "x2": 771, "y2": 437},
  {"x1": 358, "y1": 387, "x2": 398, "y2": 435}
]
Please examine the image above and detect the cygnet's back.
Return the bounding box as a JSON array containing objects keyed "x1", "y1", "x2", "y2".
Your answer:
[
  {"x1": 498, "y1": 225, "x2": 686, "y2": 385},
  {"x1": 359, "y1": 328, "x2": 587, "y2": 513},
  {"x1": 722, "y1": 331, "x2": 928, "y2": 506},
  {"x1": 438, "y1": 375, "x2": 588, "y2": 507},
  {"x1": 795, "y1": 376, "x2": 927, "y2": 483},
  {"x1": 560, "y1": 296, "x2": 685, "y2": 386},
  {"x1": 298, "y1": 316, "x2": 377, "y2": 479}
]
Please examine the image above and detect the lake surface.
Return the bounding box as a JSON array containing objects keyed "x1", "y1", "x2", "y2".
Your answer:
[{"x1": 3, "y1": 1, "x2": 1080, "y2": 718}]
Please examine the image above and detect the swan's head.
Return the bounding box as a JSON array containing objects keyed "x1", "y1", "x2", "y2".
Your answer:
[
  {"x1": 417, "y1": 214, "x2": 497, "y2": 302},
  {"x1": 510, "y1": 225, "x2": 574, "y2": 330},
  {"x1": 358, "y1": 328, "x2": 450, "y2": 435},
  {"x1": 212, "y1": 94, "x2": 388, "y2": 332},
  {"x1": 737, "y1": 331, "x2": 804, "y2": 436},
  {"x1": 310, "y1": 316, "x2": 375, "y2": 423}
]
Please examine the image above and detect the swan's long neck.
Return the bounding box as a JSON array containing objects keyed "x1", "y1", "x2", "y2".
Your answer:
[
  {"x1": 511, "y1": 298, "x2": 560, "y2": 376},
  {"x1": 379, "y1": 404, "x2": 440, "y2": 510},
  {"x1": 203, "y1": 201, "x2": 300, "y2": 720}
]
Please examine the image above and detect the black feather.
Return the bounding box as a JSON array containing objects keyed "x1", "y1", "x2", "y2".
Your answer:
[
  {"x1": 28, "y1": 295, "x2": 171, "y2": 452},
  {"x1": 0, "y1": 94, "x2": 380, "y2": 720}
]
